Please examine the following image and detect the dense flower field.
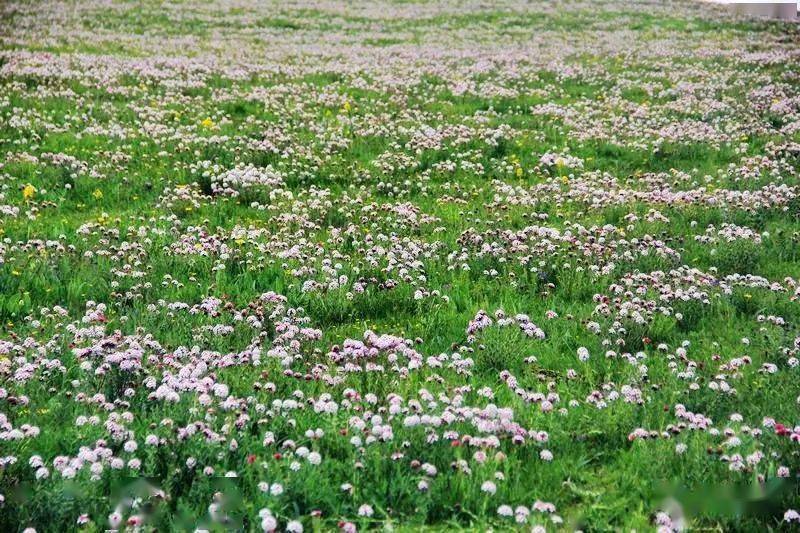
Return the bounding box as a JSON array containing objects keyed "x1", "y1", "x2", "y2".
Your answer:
[{"x1": 1, "y1": 0, "x2": 800, "y2": 530}]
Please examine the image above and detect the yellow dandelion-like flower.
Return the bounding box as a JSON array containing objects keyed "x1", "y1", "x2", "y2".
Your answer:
[
  {"x1": 201, "y1": 117, "x2": 214, "y2": 128},
  {"x1": 93, "y1": 189, "x2": 103, "y2": 199},
  {"x1": 23, "y1": 184, "x2": 36, "y2": 200}
]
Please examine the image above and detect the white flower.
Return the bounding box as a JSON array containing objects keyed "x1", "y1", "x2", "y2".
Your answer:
[
  {"x1": 358, "y1": 504, "x2": 374, "y2": 517},
  {"x1": 480, "y1": 481, "x2": 497, "y2": 495},
  {"x1": 260, "y1": 513, "x2": 277, "y2": 532},
  {"x1": 497, "y1": 505, "x2": 513, "y2": 517},
  {"x1": 108, "y1": 510, "x2": 123, "y2": 529}
]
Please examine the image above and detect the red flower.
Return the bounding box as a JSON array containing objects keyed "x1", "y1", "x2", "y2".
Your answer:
[{"x1": 247, "y1": 454, "x2": 257, "y2": 464}]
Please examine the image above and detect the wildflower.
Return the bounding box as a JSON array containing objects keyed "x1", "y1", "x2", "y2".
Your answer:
[
  {"x1": 286, "y1": 520, "x2": 303, "y2": 533},
  {"x1": 22, "y1": 184, "x2": 36, "y2": 201},
  {"x1": 342, "y1": 523, "x2": 359, "y2": 533},
  {"x1": 108, "y1": 510, "x2": 123, "y2": 529},
  {"x1": 577, "y1": 347, "x2": 590, "y2": 361},
  {"x1": 497, "y1": 505, "x2": 513, "y2": 517},
  {"x1": 260, "y1": 510, "x2": 277, "y2": 532},
  {"x1": 481, "y1": 481, "x2": 497, "y2": 495},
  {"x1": 357, "y1": 504, "x2": 374, "y2": 517}
]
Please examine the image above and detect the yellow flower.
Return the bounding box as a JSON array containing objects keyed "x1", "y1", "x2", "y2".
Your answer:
[
  {"x1": 93, "y1": 189, "x2": 103, "y2": 199},
  {"x1": 201, "y1": 117, "x2": 214, "y2": 128},
  {"x1": 23, "y1": 184, "x2": 36, "y2": 200},
  {"x1": 342, "y1": 101, "x2": 351, "y2": 113},
  {"x1": 515, "y1": 166, "x2": 523, "y2": 178}
]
